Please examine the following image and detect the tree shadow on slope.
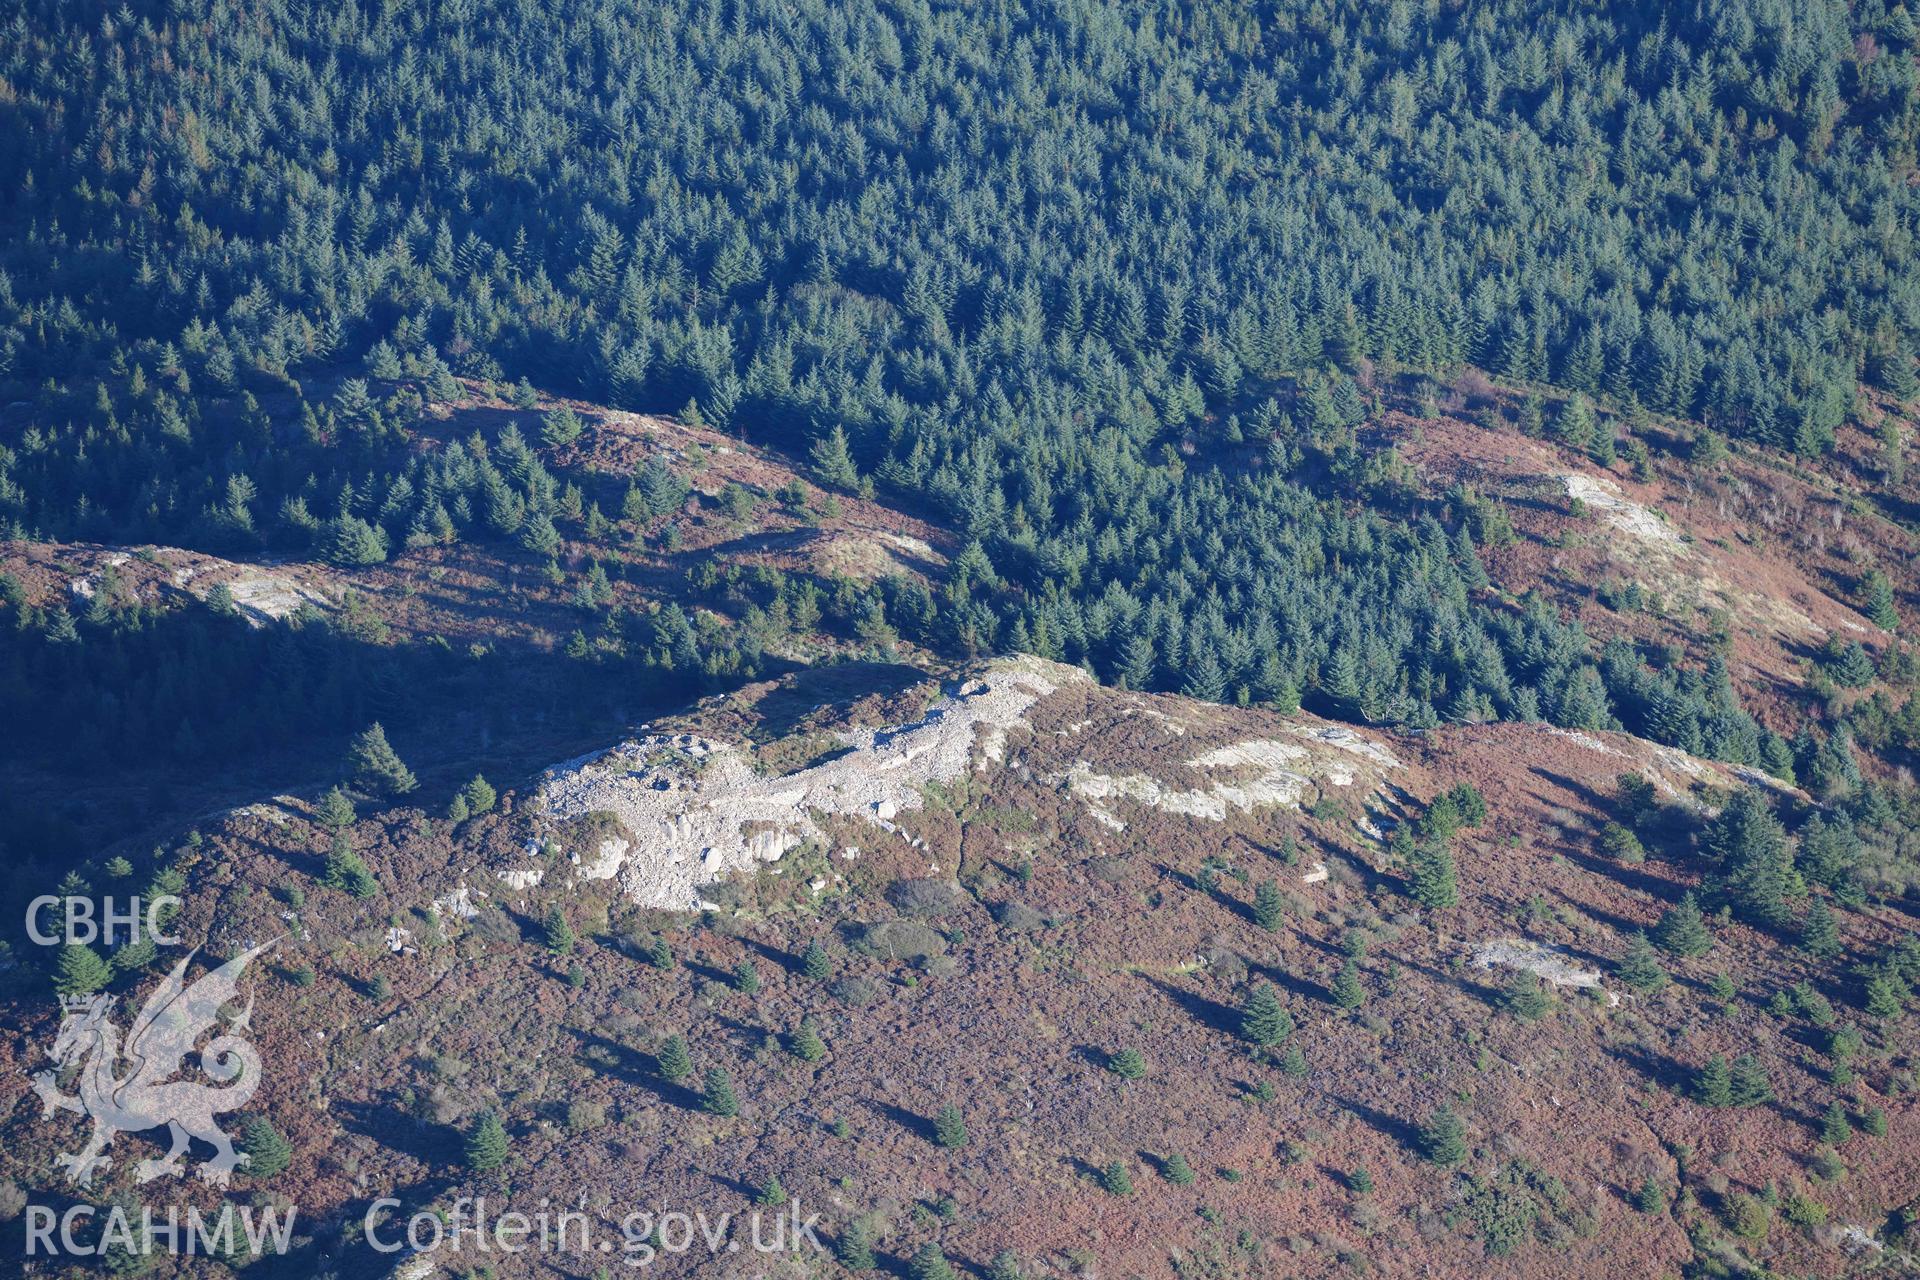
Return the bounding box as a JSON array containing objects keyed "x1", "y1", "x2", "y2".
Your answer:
[
  {"x1": 1142, "y1": 974, "x2": 1243, "y2": 1037},
  {"x1": 0, "y1": 591, "x2": 798, "y2": 926},
  {"x1": 571, "y1": 1028, "x2": 701, "y2": 1110},
  {"x1": 862, "y1": 1098, "x2": 939, "y2": 1146},
  {"x1": 335, "y1": 1097, "x2": 456, "y2": 1166},
  {"x1": 1327, "y1": 1093, "x2": 1421, "y2": 1152}
]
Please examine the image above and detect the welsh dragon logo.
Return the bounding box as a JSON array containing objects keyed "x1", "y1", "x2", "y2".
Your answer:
[{"x1": 30, "y1": 942, "x2": 272, "y2": 1188}]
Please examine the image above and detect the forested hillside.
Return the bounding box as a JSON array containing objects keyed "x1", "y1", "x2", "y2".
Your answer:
[
  {"x1": 4, "y1": 0, "x2": 1919, "y2": 741},
  {"x1": 11, "y1": 6, "x2": 1920, "y2": 1276}
]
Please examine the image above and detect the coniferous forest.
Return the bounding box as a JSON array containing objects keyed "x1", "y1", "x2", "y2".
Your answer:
[
  {"x1": 3, "y1": 0, "x2": 1920, "y2": 752},
  {"x1": 9, "y1": 6, "x2": 1920, "y2": 1275}
]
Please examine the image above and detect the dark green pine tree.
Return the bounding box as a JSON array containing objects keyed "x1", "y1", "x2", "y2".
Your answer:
[
  {"x1": 240, "y1": 1117, "x2": 293, "y2": 1180},
  {"x1": 1454, "y1": 526, "x2": 1490, "y2": 590},
  {"x1": 1799, "y1": 898, "x2": 1842, "y2": 959},
  {"x1": 1162, "y1": 1153, "x2": 1196, "y2": 1186},
  {"x1": 113, "y1": 935, "x2": 157, "y2": 974},
  {"x1": 836, "y1": 1219, "x2": 875, "y2": 1271},
  {"x1": 1499, "y1": 969, "x2": 1552, "y2": 1021},
  {"x1": 1864, "y1": 974, "x2": 1905, "y2": 1020},
  {"x1": 789, "y1": 1016, "x2": 826, "y2": 1063},
  {"x1": 809, "y1": 425, "x2": 861, "y2": 492},
  {"x1": 1420, "y1": 1105, "x2": 1468, "y2": 1167},
  {"x1": 733, "y1": 959, "x2": 761, "y2": 994},
  {"x1": 1253, "y1": 879, "x2": 1285, "y2": 931},
  {"x1": 1118, "y1": 631, "x2": 1158, "y2": 690},
  {"x1": 701, "y1": 1067, "x2": 740, "y2": 1117},
  {"x1": 460, "y1": 774, "x2": 498, "y2": 814},
  {"x1": 1873, "y1": 338, "x2": 1919, "y2": 400},
  {"x1": 1864, "y1": 570, "x2": 1899, "y2": 631},
  {"x1": 541, "y1": 405, "x2": 583, "y2": 448},
  {"x1": 908, "y1": 1242, "x2": 957, "y2": 1280},
  {"x1": 465, "y1": 1110, "x2": 510, "y2": 1171},
  {"x1": 1182, "y1": 650, "x2": 1227, "y2": 702},
  {"x1": 1240, "y1": 981, "x2": 1294, "y2": 1047},
  {"x1": 1555, "y1": 393, "x2": 1596, "y2": 451},
  {"x1": 1600, "y1": 823, "x2": 1647, "y2": 862},
  {"x1": 543, "y1": 904, "x2": 576, "y2": 956},
  {"x1": 988, "y1": 1250, "x2": 1026, "y2": 1280},
  {"x1": 323, "y1": 834, "x2": 380, "y2": 898},
  {"x1": 316, "y1": 786, "x2": 357, "y2": 829},
  {"x1": 933, "y1": 1103, "x2": 968, "y2": 1149},
  {"x1": 329, "y1": 515, "x2": 389, "y2": 567},
  {"x1": 1409, "y1": 841, "x2": 1459, "y2": 909},
  {"x1": 1693, "y1": 1055, "x2": 1733, "y2": 1108},
  {"x1": 344, "y1": 722, "x2": 416, "y2": 796},
  {"x1": 1729, "y1": 1054, "x2": 1774, "y2": 1108},
  {"x1": 54, "y1": 944, "x2": 113, "y2": 997},
  {"x1": 1099, "y1": 1161, "x2": 1133, "y2": 1195},
  {"x1": 1321, "y1": 646, "x2": 1365, "y2": 718},
  {"x1": 1704, "y1": 791, "x2": 1793, "y2": 928},
  {"x1": 1632, "y1": 1177, "x2": 1666, "y2": 1214},
  {"x1": 1707, "y1": 971, "x2": 1738, "y2": 1009},
  {"x1": 1820, "y1": 1100, "x2": 1853, "y2": 1146},
  {"x1": 1615, "y1": 932, "x2": 1669, "y2": 993},
  {"x1": 656, "y1": 1034, "x2": 692, "y2": 1081},
  {"x1": 1331, "y1": 960, "x2": 1367, "y2": 1010},
  {"x1": 800, "y1": 938, "x2": 832, "y2": 980},
  {"x1": 1653, "y1": 892, "x2": 1713, "y2": 958}
]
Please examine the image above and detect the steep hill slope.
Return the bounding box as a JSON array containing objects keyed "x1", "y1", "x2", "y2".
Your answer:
[
  {"x1": 1379, "y1": 407, "x2": 1913, "y2": 720},
  {"x1": 4, "y1": 653, "x2": 1916, "y2": 1279},
  {"x1": 3, "y1": 379, "x2": 1920, "y2": 1279}
]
